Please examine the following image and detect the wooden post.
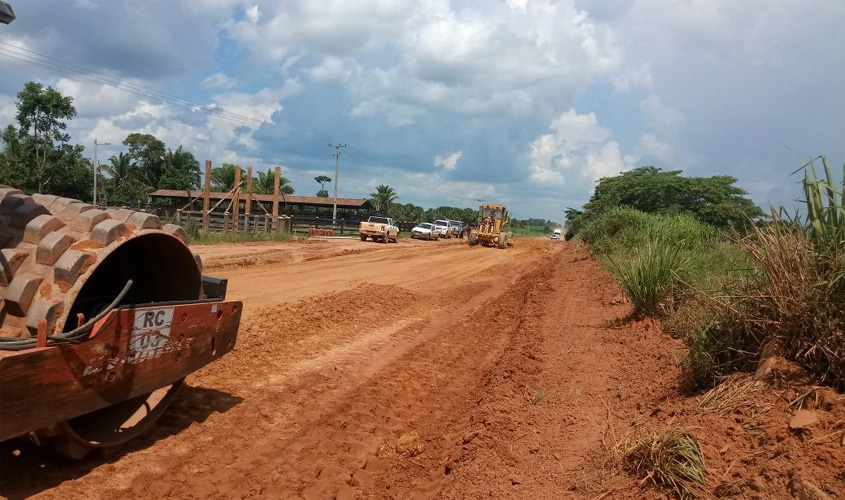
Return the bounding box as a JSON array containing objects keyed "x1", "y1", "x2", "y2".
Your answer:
[
  {"x1": 272, "y1": 166, "x2": 280, "y2": 230},
  {"x1": 176, "y1": 209, "x2": 182, "y2": 224},
  {"x1": 245, "y1": 166, "x2": 253, "y2": 233},
  {"x1": 223, "y1": 212, "x2": 230, "y2": 232},
  {"x1": 232, "y1": 166, "x2": 241, "y2": 233},
  {"x1": 202, "y1": 160, "x2": 211, "y2": 231}
]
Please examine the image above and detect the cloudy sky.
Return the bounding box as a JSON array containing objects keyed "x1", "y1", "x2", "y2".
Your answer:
[{"x1": 1, "y1": 0, "x2": 843, "y2": 222}]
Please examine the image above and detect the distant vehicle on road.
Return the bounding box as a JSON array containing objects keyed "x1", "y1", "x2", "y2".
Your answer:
[
  {"x1": 551, "y1": 228, "x2": 562, "y2": 240},
  {"x1": 447, "y1": 220, "x2": 466, "y2": 238},
  {"x1": 360, "y1": 216, "x2": 399, "y2": 243},
  {"x1": 411, "y1": 222, "x2": 440, "y2": 240},
  {"x1": 432, "y1": 220, "x2": 455, "y2": 238}
]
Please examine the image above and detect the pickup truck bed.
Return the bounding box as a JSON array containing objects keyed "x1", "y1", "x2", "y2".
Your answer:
[{"x1": 359, "y1": 217, "x2": 399, "y2": 243}]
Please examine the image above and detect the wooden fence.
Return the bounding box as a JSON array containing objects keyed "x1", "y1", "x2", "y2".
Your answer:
[
  {"x1": 175, "y1": 208, "x2": 422, "y2": 237},
  {"x1": 177, "y1": 210, "x2": 293, "y2": 234}
]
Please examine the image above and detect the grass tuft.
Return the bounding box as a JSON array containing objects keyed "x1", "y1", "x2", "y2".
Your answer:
[
  {"x1": 620, "y1": 428, "x2": 707, "y2": 499},
  {"x1": 694, "y1": 375, "x2": 764, "y2": 416},
  {"x1": 606, "y1": 241, "x2": 685, "y2": 316}
]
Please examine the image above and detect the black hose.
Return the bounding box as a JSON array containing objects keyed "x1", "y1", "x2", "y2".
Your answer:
[{"x1": 0, "y1": 279, "x2": 134, "y2": 350}]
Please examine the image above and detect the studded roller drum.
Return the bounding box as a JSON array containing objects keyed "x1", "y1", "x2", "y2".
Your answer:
[
  {"x1": 0, "y1": 186, "x2": 217, "y2": 457},
  {"x1": 0, "y1": 186, "x2": 200, "y2": 339}
]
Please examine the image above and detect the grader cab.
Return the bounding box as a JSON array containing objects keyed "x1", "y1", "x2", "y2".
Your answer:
[{"x1": 468, "y1": 203, "x2": 513, "y2": 249}]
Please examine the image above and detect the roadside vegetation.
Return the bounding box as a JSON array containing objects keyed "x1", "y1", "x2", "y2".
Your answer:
[
  {"x1": 569, "y1": 161, "x2": 844, "y2": 392},
  {"x1": 569, "y1": 161, "x2": 843, "y2": 498},
  {"x1": 191, "y1": 230, "x2": 294, "y2": 245}
]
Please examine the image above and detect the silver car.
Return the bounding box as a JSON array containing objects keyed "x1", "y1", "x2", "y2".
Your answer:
[{"x1": 411, "y1": 222, "x2": 440, "y2": 240}]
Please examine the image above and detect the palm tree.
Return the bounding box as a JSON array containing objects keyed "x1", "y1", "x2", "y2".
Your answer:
[
  {"x1": 102, "y1": 152, "x2": 136, "y2": 186},
  {"x1": 159, "y1": 146, "x2": 201, "y2": 190},
  {"x1": 253, "y1": 169, "x2": 294, "y2": 195},
  {"x1": 369, "y1": 184, "x2": 399, "y2": 215},
  {"x1": 101, "y1": 151, "x2": 148, "y2": 204},
  {"x1": 211, "y1": 164, "x2": 237, "y2": 192}
]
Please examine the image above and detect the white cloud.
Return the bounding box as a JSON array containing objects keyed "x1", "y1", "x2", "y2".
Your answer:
[
  {"x1": 201, "y1": 72, "x2": 238, "y2": 90},
  {"x1": 340, "y1": 164, "x2": 496, "y2": 206},
  {"x1": 613, "y1": 62, "x2": 654, "y2": 91},
  {"x1": 222, "y1": 0, "x2": 623, "y2": 126},
  {"x1": 529, "y1": 109, "x2": 633, "y2": 186},
  {"x1": 434, "y1": 150, "x2": 462, "y2": 170},
  {"x1": 636, "y1": 133, "x2": 675, "y2": 163},
  {"x1": 305, "y1": 57, "x2": 352, "y2": 83},
  {"x1": 245, "y1": 5, "x2": 261, "y2": 24}
]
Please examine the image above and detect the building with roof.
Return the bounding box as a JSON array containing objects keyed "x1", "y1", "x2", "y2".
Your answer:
[{"x1": 149, "y1": 189, "x2": 373, "y2": 218}]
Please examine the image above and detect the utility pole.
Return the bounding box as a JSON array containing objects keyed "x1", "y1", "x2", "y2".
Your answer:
[
  {"x1": 93, "y1": 138, "x2": 109, "y2": 206},
  {"x1": 328, "y1": 142, "x2": 346, "y2": 222}
]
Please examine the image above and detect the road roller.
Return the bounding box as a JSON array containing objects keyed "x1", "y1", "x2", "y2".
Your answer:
[{"x1": 0, "y1": 186, "x2": 241, "y2": 458}]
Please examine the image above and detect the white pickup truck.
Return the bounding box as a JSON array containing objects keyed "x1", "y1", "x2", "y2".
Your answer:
[
  {"x1": 432, "y1": 219, "x2": 455, "y2": 238},
  {"x1": 359, "y1": 216, "x2": 399, "y2": 243}
]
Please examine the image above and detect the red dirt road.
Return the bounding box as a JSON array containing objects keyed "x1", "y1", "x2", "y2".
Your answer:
[{"x1": 1, "y1": 238, "x2": 842, "y2": 500}]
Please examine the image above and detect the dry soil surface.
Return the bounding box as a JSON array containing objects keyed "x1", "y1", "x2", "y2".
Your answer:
[{"x1": 1, "y1": 237, "x2": 843, "y2": 500}]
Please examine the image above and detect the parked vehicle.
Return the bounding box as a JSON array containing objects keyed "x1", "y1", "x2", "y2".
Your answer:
[
  {"x1": 551, "y1": 228, "x2": 562, "y2": 240},
  {"x1": 447, "y1": 220, "x2": 466, "y2": 238},
  {"x1": 411, "y1": 222, "x2": 440, "y2": 240},
  {"x1": 432, "y1": 219, "x2": 455, "y2": 238},
  {"x1": 359, "y1": 216, "x2": 399, "y2": 243}
]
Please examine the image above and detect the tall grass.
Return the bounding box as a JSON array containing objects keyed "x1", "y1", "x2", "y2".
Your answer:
[
  {"x1": 581, "y1": 208, "x2": 741, "y2": 317},
  {"x1": 682, "y1": 157, "x2": 844, "y2": 389},
  {"x1": 607, "y1": 241, "x2": 685, "y2": 316}
]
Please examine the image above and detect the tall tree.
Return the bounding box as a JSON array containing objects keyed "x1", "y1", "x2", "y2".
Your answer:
[
  {"x1": 369, "y1": 184, "x2": 399, "y2": 215},
  {"x1": 159, "y1": 146, "x2": 200, "y2": 191},
  {"x1": 566, "y1": 166, "x2": 765, "y2": 236},
  {"x1": 0, "y1": 125, "x2": 26, "y2": 188},
  {"x1": 254, "y1": 169, "x2": 294, "y2": 195},
  {"x1": 314, "y1": 175, "x2": 331, "y2": 197},
  {"x1": 1, "y1": 82, "x2": 90, "y2": 198},
  {"x1": 123, "y1": 133, "x2": 166, "y2": 189}
]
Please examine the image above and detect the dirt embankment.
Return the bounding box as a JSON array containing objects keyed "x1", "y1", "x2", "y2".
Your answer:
[{"x1": 0, "y1": 238, "x2": 842, "y2": 500}]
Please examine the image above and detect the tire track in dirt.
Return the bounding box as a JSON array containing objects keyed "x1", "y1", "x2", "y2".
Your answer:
[{"x1": 433, "y1": 243, "x2": 686, "y2": 499}]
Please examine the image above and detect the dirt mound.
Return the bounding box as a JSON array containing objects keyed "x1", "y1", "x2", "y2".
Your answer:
[{"x1": 195, "y1": 282, "x2": 422, "y2": 391}]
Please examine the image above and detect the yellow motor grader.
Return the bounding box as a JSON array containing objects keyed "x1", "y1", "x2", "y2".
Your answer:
[{"x1": 468, "y1": 203, "x2": 513, "y2": 249}]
